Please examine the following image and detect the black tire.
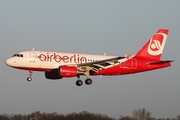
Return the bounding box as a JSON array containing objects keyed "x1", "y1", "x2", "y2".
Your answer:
[
  {"x1": 85, "y1": 79, "x2": 92, "y2": 85},
  {"x1": 76, "y1": 80, "x2": 83, "y2": 86},
  {"x1": 27, "y1": 77, "x2": 32, "y2": 82}
]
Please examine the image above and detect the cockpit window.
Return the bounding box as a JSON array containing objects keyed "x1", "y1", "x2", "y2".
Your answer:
[
  {"x1": 12, "y1": 54, "x2": 23, "y2": 57},
  {"x1": 13, "y1": 54, "x2": 17, "y2": 57}
]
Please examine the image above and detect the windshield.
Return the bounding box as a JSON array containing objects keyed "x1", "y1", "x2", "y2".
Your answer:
[{"x1": 13, "y1": 54, "x2": 23, "y2": 57}]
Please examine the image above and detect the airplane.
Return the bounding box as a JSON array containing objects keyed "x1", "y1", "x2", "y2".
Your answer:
[{"x1": 5, "y1": 29, "x2": 173, "y2": 86}]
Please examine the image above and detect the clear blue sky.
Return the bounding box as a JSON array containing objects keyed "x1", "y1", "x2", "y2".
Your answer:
[{"x1": 0, "y1": 0, "x2": 180, "y2": 119}]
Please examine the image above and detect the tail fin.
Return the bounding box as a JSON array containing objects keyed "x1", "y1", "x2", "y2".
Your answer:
[{"x1": 134, "y1": 29, "x2": 169, "y2": 60}]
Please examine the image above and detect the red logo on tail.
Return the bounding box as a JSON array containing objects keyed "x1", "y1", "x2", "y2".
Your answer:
[
  {"x1": 150, "y1": 40, "x2": 161, "y2": 51},
  {"x1": 148, "y1": 33, "x2": 167, "y2": 56}
]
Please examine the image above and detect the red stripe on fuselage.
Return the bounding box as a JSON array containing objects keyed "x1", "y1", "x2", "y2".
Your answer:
[{"x1": 12, "y1": 66, "x2": 52, "y2": 72}]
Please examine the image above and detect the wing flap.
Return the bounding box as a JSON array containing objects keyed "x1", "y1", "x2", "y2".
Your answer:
[
  {"x1": 78, "y1": 56, "x2": 124, "y2": 67},
  {"x1": 77, "y1": 56, "x2": 125, "y2": 72}
]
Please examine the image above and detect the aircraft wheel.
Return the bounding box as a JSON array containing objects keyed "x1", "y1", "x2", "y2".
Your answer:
[
  {"x1": 85, "y1": 78, "x2": 92, "y2": 85},
  {"x1": 76, "y1": 80, "x2": 83, "y2": 86},
  {"x1": 27, "y1": 77, "x2": 32, "y2": 82}
]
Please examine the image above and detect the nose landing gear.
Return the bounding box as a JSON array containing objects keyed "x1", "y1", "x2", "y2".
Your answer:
[{"x1": 27, "y1": 70, "x2": 33, "y2": 82}]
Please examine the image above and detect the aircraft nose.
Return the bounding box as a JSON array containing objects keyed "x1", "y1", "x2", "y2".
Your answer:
[{"x1": 5, "y1": 58, "x2": 14, "y2": 66}]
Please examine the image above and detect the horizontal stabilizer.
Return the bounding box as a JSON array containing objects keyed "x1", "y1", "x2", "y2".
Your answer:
[{"x1": 148, "y1": 60, "x2": 174, "y2": 65}]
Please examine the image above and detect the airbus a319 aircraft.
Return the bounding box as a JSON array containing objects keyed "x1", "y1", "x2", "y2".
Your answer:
[{"x1": 6, "y1": 29, "x2": 173, "y2": 86}]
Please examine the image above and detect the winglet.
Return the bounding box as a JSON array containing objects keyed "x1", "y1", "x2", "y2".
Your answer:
[{"x1": 125, "y1": 54, "x2": 130, "y2": 59}]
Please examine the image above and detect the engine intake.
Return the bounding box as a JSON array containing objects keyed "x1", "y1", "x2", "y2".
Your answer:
[{"x1": 45, "y1": 69, "x2": 62, "y2": 79}]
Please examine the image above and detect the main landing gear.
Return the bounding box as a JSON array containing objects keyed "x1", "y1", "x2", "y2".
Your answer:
[
  {"x1": 27, "y1": 70, "x2": 33, "y2": 82},
  {"x1": 76, "y1": 75, "x2": 92, "y2": 86}
]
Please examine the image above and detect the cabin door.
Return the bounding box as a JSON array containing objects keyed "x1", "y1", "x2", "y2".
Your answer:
[
  {"x1": 29, "y1": 51, "x2": 36, "y2": 62},
  {"x1": 131, "y1": 58, "x2": 137, "y2": 69}
]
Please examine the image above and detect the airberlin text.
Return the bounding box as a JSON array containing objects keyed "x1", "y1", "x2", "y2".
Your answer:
[{"x1": 38, "y1": 53, "x2": 87, "y2": 64}]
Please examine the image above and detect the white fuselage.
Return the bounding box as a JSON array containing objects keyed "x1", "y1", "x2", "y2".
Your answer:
[{"x1": 6, "y1": 50, "x2": 125, "y2": 71}]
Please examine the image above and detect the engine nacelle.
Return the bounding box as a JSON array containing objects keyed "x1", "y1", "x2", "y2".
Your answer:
[
  {"x1": 45, "y1": 69, "x2": 62, "y2": 79},
  {"x1": 59, "y1": 66, "x2": 77, "y2": 77},
  {"x1": 45, "y1": 66, "x2": 78, "y2": 79}
]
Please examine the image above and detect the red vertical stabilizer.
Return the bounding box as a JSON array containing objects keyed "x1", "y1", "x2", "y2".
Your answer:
[{"x1": 134, "y1": 29, "x2": 169, "y2": 60}]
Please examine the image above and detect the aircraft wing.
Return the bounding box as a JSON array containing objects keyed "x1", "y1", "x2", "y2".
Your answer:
[{"x1": 77, "y1": 56, "x2": 125, "y2": 72}]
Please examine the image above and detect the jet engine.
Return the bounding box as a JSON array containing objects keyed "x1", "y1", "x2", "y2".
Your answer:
[{"x1": 45, "y1": 66, "x2": 78, "y2": 79}]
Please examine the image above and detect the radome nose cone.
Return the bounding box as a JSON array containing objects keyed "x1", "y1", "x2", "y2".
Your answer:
[
  {"x1": 5, "y1": 59, "x2": 12, "y2": 66},
  {"x1": 5, "y1": 59, "x2": 9, "y2": 66}
]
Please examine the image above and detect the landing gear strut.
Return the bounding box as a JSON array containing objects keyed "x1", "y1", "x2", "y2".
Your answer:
[
  {"x1": 76, "y1": 75, "x2": 83, "y2": 86},
  {"x1": 84, "y1": 71, "x2": 92, "y2": 85},
  {"x1": 27, "y1": 70, "x2": 33, "y2": 82}
]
